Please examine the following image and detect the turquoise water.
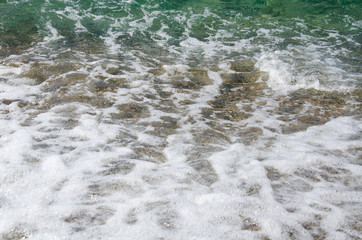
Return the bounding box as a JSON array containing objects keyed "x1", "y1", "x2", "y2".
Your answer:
[
  {"x1": 1, "y1": 0, "x2": 360, "y2": 89},
  {"x1": 1, "y1": 1, "x2": 361, "y2": 77},
  {"x1": 0, "y1": 1, "x2": 361, "y2": 239},
  {"x1": 1, "y1": 1, "x2": 361, "y2": 79}
]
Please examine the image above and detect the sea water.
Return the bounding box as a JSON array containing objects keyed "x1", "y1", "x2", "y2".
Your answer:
[{"x1": 0, "y1": 0, "x2": 361, "y2": 239}]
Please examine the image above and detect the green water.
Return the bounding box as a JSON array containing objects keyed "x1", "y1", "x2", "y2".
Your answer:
[
  {"x1": 0, "y1": 0, "x2": 361, "y2": 87},
  {"x1": 1, "y1": 0, "x2": 361, "y2": 47}
]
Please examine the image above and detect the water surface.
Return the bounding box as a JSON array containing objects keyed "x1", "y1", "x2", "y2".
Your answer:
[{"x1": 0, "y1": 0, "x2": 361, "y2": 239}]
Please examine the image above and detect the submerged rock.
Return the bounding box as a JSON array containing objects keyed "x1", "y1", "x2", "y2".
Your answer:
[
  {"x1": 100, "y1": 160, "x2": 135, "y2": 176},
  {"x1": 208, "y1": 61, "x2": 267, "y2": 122},
  {"x1": 44, "y1": 91, "x2": 113, "y2": 109},
  {"x1": 133, "y1": 145, "x2": 167, "y2": 164},
  {"x1": 230, "y1": 59, "x2": 255, "y2": 72},
  {"x1": 89, "y1": 78, "x2": 128, "y2": 92},
  {"x1": 148, "y1": 67, "x2": 166, "y2": 76},
  {"x1": 44, "y1": 73, "x2": 88, "y2": 91},
  {"x1": 112, "y1": 103, "x2": 149, "y2": 119},
  {"x1": 238, "y1": 127, "x2": 263, "y2": 145},
  {"x1": 171, "y1": 76, "x2": 199, "y2": 90},
  {"x1": 188, "y1": 159, "x2": 219, "y2": 186},
  {"x1": 148, "y1": 116, "x2": 179, "y2": 137},
  {"x1": 193, "y1": 128, "x2": 231, "y2": 144},
  {"x1": 187, "y1": 68, "x2": 213, "y2": 85},
  {"x1": 215, "y1": 107, "x2": 251, "y2": 121},
  {"x1": 281, "y1": 122, "x2": 309, "y2": 134},
  {"x1": 241, "y1": 217, "x2": 261, "y2": 231},
  {"x1": 277, "y1": 88, "x2": 353, "y2": 134},
  {"x1": 22, "y1": 61, "x2": 81, "y2": 84},
  {"x1": 64, "y1": 206, "x2": 115, "y2": 229},
  {"x1": 1, "y1": 226, "x2": 34, "y2": 240},
  {"x1": 168, "y1": 67, "x2": 212, "y2": 90},
  {"x1": 265, "y1": 166, "x2": 283, "y2": 181},
  {"x1": 221, "y1": 72, "x2": 259, "y2": 85}
]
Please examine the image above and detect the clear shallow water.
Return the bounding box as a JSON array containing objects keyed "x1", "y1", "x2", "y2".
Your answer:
[{"x1": 0, "y1": 0, "x2": 361, "y2": 239}]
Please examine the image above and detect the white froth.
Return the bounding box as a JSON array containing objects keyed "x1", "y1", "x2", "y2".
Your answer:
[{"x1": 44, "y1": 21, "x2": 64, "y2": 42}]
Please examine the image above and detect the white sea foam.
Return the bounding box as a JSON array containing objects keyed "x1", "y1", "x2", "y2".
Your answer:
[{"x1": 2, "y1": 59, "x2": 359, "y2": 239}]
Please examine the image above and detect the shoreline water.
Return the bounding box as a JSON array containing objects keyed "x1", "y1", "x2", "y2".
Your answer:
[{"x1": 0, "y1": 0, "x2": 361, "y2": 239}]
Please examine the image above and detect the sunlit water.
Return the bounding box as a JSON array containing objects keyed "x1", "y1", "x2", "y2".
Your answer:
[{"x1": 0, "y1": 0, "x2": 361, "y2": 239}]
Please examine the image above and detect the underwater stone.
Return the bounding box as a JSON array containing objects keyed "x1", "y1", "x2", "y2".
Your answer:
[
  {"x1": 157, "y1": 89, "x2": 173, "y2": 98},
  {"x1": 281, "y1": 123, "x2": 309, "y2": 134},
  {"x1": 157, "y1": 208, "x2": 178, "y2": 230},
  {"x1": 193, "y1": 128, "x2": 231, "y2": 144},
  {"x1": 1, "y1": 226, "x2": 34, "y2": 240},
  {"x1": 187, "y1": 68, "x2": 213, "y2": 85},
  {"x1": 265, "y1": 166, "x2": 283, "y2": 181},
  {"x1": 247, "y1": 184, "x2": 262, "y2": 196},
  {"x1": 216, "y1": 107, "x2": 251, "y2": 121},
  {"x1": 294, "y1": 169, "x2": 321, "y2": 182},
  {"x1": 171, "y1": 77, "x2": 198, "y2": 89},
  {"x1": 133, "y1": 145, "x2": 167, "y2": 164},
  {"x1": 188, "y1": 159, "x2": 219, "y2": 186},
  {"x1": 149, "y1": 67, "x2": 166, "y2": 76},
  {"x1": 149, "y1": 120, "x2": 178, "y2": 136},
  {"x1": 100, "y1": 161, "x2": 135, "y2": 176},
  {"x1": 242, "y1": 217, "x2": 261, "y2": 231},
  {"x1": 23, "y1": 61, "x2": 80, "y2": 84},
  {"x1": 46, "y1": 92, "x2": 113, "y2": 109},
  {"x1": 43, "y1": 73, "x2": 88, "y2": 92},
  {"x1": 113, "y1": 103, "x2": 149, "y2": 119},
  {"x1": 105, "y1": 67, "x2": 123, "y2": 75},
  {"x1": 125, "y1": 208, "x2": 138, "y2": 225},
  {"x1": 238, "y1": 127, "x2": 263, "y2": 145},
  {"x1": 221, "y1": 73, "x2": 251, "y2": 85},
  {"x1": 230, "y1": 60, "x2": 255, "y2": 72},
  {"x1": 64, "y1": 206, "x2": 114, "y2": 227}
]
